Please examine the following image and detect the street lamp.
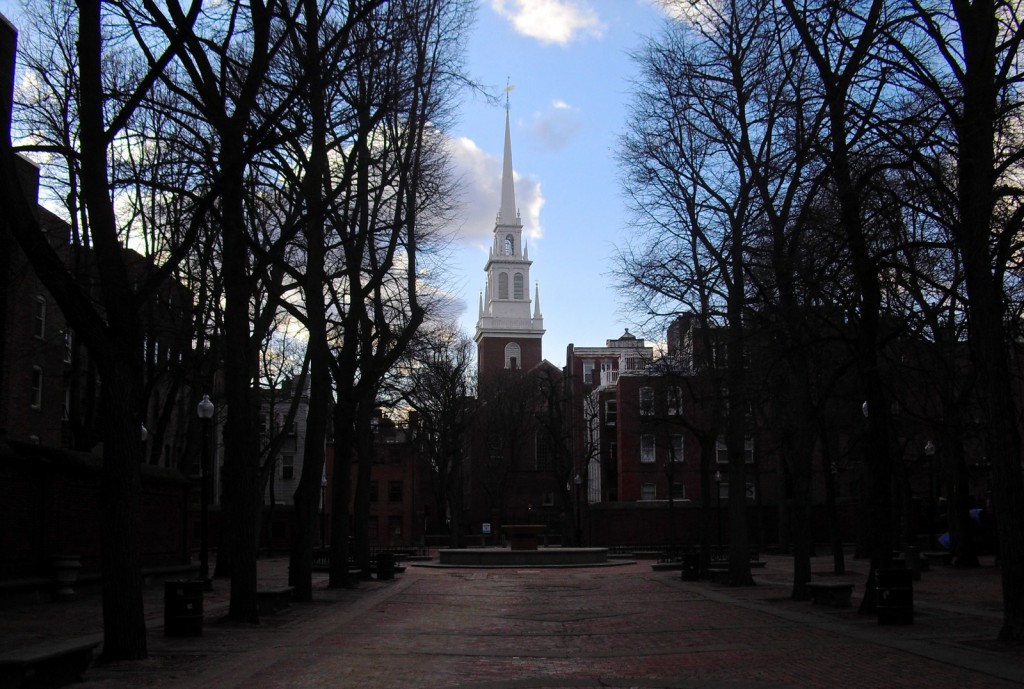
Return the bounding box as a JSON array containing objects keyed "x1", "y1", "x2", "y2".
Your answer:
[
  {"x1": 196, "y1": 394, "x2": 215, "y2": 590},
  {"x1": 574, "y1": 473, "x2": 582, "y2": 546},
  {"x1": 714, "y1": 470, "x2": 723, "y2": 551},
  {"x1": 924, "y1": 440, "x2": 936, "y2": 549},
  {"x1": 320, "y1": 465, "x2": 328, "y2": 548}
]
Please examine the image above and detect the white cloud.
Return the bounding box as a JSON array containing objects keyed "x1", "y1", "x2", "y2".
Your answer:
[
  {"x1": 531, "y1": 99, "x2": 582, "y2": 151},
  {"x1": 491, "y1": 0, "x2": 606, "y2": 45},
  {"x1": 647, "y1": 0, "x2": 719, "y2": 28},
  {"x1": 447, "y1": 134, "x2": 546, "y2": 250}
]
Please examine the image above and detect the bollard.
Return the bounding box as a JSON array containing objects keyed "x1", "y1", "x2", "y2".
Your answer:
[
  {"x1": 876, "y1": 568, "x2": 913, "y2": 625},
  {"x1": 165, "y1": 580, "x2": 204, "y2": 636}
]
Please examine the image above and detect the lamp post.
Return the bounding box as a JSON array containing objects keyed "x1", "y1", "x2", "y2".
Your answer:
[
  {"x1": 714, "y1": 470, "x2": 723, "y2": 551},
  {"x1": 320, "y1": 465, "x2": 328, "y2": 548},
  {"x1": 196, "y1": 394, "x2": 215, "y2": 590},
  {"x1": 574, "y1": 473, "x2": 582, "y2": 546},
  {"x1": 924, "y1": 440, "x2": 936, "y2": 549}
]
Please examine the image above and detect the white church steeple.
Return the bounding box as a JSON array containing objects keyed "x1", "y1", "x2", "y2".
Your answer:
[
  {"x1": 474, "y1": 99, "x2": 545, "y2": 376},
  {"x1": 498, "y1": 109, "x2": 520, "y2": 228}
]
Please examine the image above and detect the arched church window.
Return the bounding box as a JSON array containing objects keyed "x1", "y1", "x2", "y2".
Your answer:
[
  {"x1": 513, "y1": 273, "x2": 524, "y2": 299},
  {"x1": 504, "y1": 342, "x2": 521, "y2": 370},
  {"x1": 498, "y1": 272, "x2": 509, "y2": 299},
  {"x1": 504, "y1": 234, "x2": 514, "y2": 256}
]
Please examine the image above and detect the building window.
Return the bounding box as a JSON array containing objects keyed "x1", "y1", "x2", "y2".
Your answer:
[
  {"x1": 716, "y1": 436, "x2": 754, "y2": 463},
  {"x1": 388, "y1": 515, "x2": 403, "y2": 538},
  {"x1": 34, "y1": 296, "x2": 46, "y2": 339},
  {"x1": 667, "y1": 386, "x2": 682, "y2": 415},
  {"x1": 713, "y1": 340, "x2": 727, "y2": 368},
  {"x1": 718, "y1": 481, "x2": 756, "y2": 500},
  {"x1": 625, "y1": 356, "x2": 646, "y2": 371},
  {"x1": 30, "y1": 366, "x2": 43, "y2": 409},
  {"x1": 388, "y1": 480, "x2": 403, "y2": 502},
  {"x1": 281, "y1": 455, "x2": 294, "y2": 479},
  {"x1": 640, "y1": 434, "x2": 656, "y2": 463},
  {"x1": 63, "y1": 330, "x2": 73, "y2": 364},
  {"x1": 542, "y1": 491, "x2": 554, "y2": 507},
  {"x1": 671, "y1": 482, "x2": 686, "y2": 499},
  {"x1": 370, "y1": 480, "x2": 378, "y2": 502},
  {"x1": 498, "y1": 272, "x2": 509, "y2": 299},
  {"x1": 605, "y1": 400, "x2": 617, "y2": 425},
  {"x1": 583, "y1": 361, "x2": 594, "y2": 384},
  {"x1": 639, "y1": 387, "x2": 654, "y2": 415},
  {"x1": 504, "y1": 342, "x2": 521, "y2": 370},
  {"x1": 640, "y1": 483, "x2": 656, "y2": 500},
  {"x1": 504, "y1": 234, "x2": 514, "y2": 256},
  {"x1": 513, "y1": 272, "x2": 524, "y2": 299},
  {"x1": 671, "y1": 434, "x2": 684, "y2": 462}
]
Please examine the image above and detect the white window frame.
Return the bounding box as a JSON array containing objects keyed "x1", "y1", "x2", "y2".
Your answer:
[
  {"x1": 667, "y1": 386, "x2": 682, "y2": 415},
  {"x1": 281, "y1": 454, "x2": 295, "y2": 479},
  {"x1": 716, "y1": 436, "x2": 754, "y2": 463},
  {"x1": 583, "y1": 361, "x2": 594, "y2": 384},
  {"x1": 719, "y1": 481, "x2": 756, "y2": 500},
  {"x1": 605, "y1": 399, "x2": 617, "y2": 425},
  {"x1": 34, "y1": 296, "x2": 46, "y2": 339},
  {"x1": 504, "y1": 342, "x2": 521, "y2": 369},
  {"x1": 30, "y1": 366, "x2": 43, "y2": 409},
  {"x1": 640, "y1": 483, "x2": 657, "y2": 501},
  {"x1": 671, "y1": 434, "x2": 684, "y2": 462},
  {"x1": 639, "y1": 386, "x2": 654, "y2": 415},
  {"x1": 640, "y1": 434, "x2": 656, "y2": 463}
]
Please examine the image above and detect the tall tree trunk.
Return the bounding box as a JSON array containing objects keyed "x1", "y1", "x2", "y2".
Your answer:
[
  {"x1": 289, "y1": 0, "x2": 332, "y2": 601},
  {"x1": 329, "y1": 401, "x2": 355, "y2": 588},
  {"x1": 955, "y1": 0, "x2": 1024, "y2": 641},
  {"x1": 78, "y1": 0, "x2": 148, "y2": 658},
  {"x1": 221, "y1": 147, "x2": 260, "y2": 623}
]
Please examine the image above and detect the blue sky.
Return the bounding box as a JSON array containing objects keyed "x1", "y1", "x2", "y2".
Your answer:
[
  {"x1": 447, "y1": 0, "x2": 671, "y2": 367},
  {"x1": 0, "y1": 0, "x2": 674, "y2": 368}
]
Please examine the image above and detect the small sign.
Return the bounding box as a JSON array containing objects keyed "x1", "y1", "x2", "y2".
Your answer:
[{"x1": 482, "y1": 522, "x2": 491, "y2": 535}]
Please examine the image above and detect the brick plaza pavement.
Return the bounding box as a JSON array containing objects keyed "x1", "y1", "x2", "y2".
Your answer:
[{"x1": 2, "y1": 552, "x2": 1023, "y2": 689}]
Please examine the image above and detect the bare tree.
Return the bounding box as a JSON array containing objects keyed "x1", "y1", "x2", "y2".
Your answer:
[
  {"x1": 619, "y1": 0, "x2": 768, "y2": 586},
  {"x1": 400, "y1": 323, "x2": 475, "y2": 547},
  {"x1": 881, "y1": 0, "x2": 1024, "y2": 640},
  {"x1": 2, "y1": 0, "x2": 200, "y2": 659}
]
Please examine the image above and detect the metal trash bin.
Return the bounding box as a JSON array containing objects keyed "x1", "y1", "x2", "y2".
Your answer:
[
  {"x1": 165, "y1": 580, "x2": 204, "y2": 636},
  {"x1": 876, "y1": 568, "x2": 913, "y2": 625},
  {"x1": 681, "y1": 548, "x2": 699, "y2": 582},
  {"x1": 377, "y1": 552, "x2": 395, "y2": 581}
]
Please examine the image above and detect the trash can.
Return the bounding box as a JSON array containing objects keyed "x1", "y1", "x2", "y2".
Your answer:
[
  {"x1": 876, "y1": 568, "x2": 913, "y2": 625},
  {"x1": 681, "y1": 548, "x2": 699, "y2": 582},
  {"x1": 165, "y1": 580, "x2": 204, "y2": 636},
  {"x1": 376, "y1": 552, "x2": 395, "y2": 581}
]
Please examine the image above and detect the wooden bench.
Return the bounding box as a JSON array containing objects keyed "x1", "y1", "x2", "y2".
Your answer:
[
  {"x1": 807, "y1": 581, "x2": 854, "y2": 608},
  {"x1": 0, "y1": 636, "x2": 101, "y2": 689},
  {"x1": 256, "y1": 586, "x2": 295, "y2": 615}
]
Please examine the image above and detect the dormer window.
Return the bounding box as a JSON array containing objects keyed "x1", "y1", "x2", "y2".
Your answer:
[{"x1": 504, "y1": 234, "x2": 514, "y2": 256}]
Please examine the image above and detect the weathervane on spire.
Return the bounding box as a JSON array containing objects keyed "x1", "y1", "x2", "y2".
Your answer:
[{"x1": 505, "y1": 77, "x2": 514, "y2": 112}]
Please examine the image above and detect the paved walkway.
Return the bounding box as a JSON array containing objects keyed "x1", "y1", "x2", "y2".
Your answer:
[{"x1": 2, "y1": 551, "x2": 1022, "y2": 688}]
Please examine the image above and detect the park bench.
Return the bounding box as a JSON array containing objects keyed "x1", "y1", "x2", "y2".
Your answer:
[
  {"x1": 806, "y1": 581, "x2": 854, "y2": 608},
  {"x1": 0, "y1": 635, "x2": 101, "y2": 689},
  {"x1": 256, "y1": 586, "x2": 295, "y2": 615}
]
